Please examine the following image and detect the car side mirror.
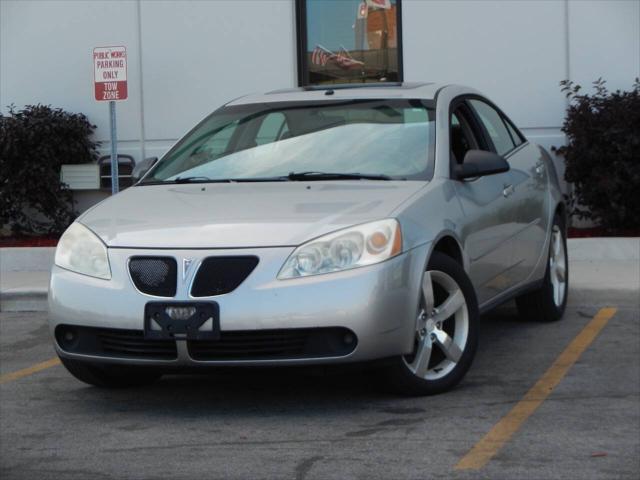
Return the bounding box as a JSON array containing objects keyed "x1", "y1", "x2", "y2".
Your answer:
[
  {"x1": 132, "y1": 157, "x2": 158, "y2": 183},
  {"x1": 455, "y1": 150, "x2": 510, "y2": 180}
]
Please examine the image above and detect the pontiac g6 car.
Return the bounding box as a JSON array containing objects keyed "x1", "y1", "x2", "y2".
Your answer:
[{"x1": 49, "y1": 83, "x2": 568, "y2": 395}]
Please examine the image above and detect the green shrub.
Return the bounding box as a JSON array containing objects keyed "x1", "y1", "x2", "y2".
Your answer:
[
  {"x1": 556, "y1": 79, "x2": 640, "y2": 230},
  {"x1": 0, "y1": 104, "x2": 99, "y2": 235}
]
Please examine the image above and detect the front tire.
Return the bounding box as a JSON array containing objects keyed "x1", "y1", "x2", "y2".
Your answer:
[
  {"x1": 516, "y1": 215, "x2": 568, "y2": 322},
  {"x1": 382, "y1": 252, "x2": 479, "y2": 396},
  {"x1": 60, "y1": 357, "x2": 162, "y2": 388}
]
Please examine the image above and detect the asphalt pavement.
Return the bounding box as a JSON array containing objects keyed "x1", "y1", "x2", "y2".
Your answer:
[{"x1": 1, "y1": 281, "x2": 638, "y2": 480}]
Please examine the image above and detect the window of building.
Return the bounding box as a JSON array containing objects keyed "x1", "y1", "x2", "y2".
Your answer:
[{"x1": 296, "y1": 0, "x2": 403, "y2": 86}]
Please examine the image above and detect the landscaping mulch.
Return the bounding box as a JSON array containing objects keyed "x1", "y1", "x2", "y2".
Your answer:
[
  {"x1": 568, "y1": 227, "x2": 640, "y2": 238},
  {"x1": 0, "y1": 236, "x2": 59, "y2": 247}
]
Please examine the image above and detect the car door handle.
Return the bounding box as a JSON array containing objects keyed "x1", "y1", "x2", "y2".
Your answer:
[{"x1": 503, "y1": 184, "x2": 515, "y2": 197}]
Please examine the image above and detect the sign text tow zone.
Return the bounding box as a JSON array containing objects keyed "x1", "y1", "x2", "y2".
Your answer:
[{"x1": 93, "y1": 46, "x2": 127, "y2": 101}]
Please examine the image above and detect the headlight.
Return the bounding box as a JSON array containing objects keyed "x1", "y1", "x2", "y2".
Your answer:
[
  {"x1": 55, "y1": 223, "x2": 111, "y2": 280},
  {"x1": 278, "y1": 219, "x2": 402, "y2": 279}
]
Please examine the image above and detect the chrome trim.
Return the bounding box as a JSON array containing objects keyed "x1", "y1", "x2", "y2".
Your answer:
[
  {"x1": 182, "y1": 258, "x2": 194, "y2": 281},
  {"x1": 55, "y1": 343, "x2": 358, "y2": 367},
  {"x1": 502, "y1": 184, "x2": 515, "y2": 197},
  {"x1": 184, "y1": 258, "x2": 202, "y2": 298}
]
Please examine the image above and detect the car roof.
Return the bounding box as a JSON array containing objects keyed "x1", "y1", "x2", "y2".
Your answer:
[{"x1": 226, "y1": 82, "x2": 455, "y2": 106}]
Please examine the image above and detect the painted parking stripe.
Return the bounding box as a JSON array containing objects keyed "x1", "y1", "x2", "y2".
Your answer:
[
  {"x1": 0, "y1": 357, "x2": 61, "y2": 385},
  {"x1": 455, "y1": 307, "x2": 617, "y2": 470}
]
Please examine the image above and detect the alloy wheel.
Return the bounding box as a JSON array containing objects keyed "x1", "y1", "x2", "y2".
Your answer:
[
  {"x1": 403, "y1": 270, "x2": 469, "y2": 380},
  {"x1": 549, "y1": 225, "x2": 567, "y2": 307}
]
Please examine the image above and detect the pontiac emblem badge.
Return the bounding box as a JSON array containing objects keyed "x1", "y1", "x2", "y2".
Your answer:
[{"x1": 182, "y1": 258, "x2": 195, "y2": 281}]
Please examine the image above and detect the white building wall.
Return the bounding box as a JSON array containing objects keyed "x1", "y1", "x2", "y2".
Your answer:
[
  {"x1": 2, "y1": 0, "x2": 639, "y2": 209},
  {"x1": 138, "y1": 0, "x2": 297, "y2": 160}
]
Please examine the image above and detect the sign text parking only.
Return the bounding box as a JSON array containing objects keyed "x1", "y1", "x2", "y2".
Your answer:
[
  {"x1": 93, "y1": 46, "x2": 127, "y2": 101},
  {"x1": 93, "y1": 45, "x2": 127, "y2": 195}
]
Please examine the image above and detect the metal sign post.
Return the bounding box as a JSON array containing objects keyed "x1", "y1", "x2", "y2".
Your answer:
[
  {"x1": 109, "y1": 101, "x2": 119, "y2": 194},
  {"x1": 93, "y1": 46, "x2": 128, "y2": 195}
]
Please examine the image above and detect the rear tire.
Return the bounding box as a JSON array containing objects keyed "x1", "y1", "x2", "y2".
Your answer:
[
  {"x1": 60, "y1": 357, "x2": 162, "y2": 388},
  {"x1": 382, "y1": 252, "x2": 479, "y2": 396},
  {"x1": 516, "y1": 214, "x2": 568, "y2": 322}
]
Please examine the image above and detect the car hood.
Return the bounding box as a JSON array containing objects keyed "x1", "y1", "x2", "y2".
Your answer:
[{"x1": 80, "y1": 181, "x2": 426, "y2": 249}]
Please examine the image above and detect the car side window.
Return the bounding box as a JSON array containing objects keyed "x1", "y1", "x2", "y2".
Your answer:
[
  {"x1": 504, "y1": 119, "x2": 524, "y2": 148},
  {"x1": 450, "y1": 109, "x2": 479, "y2": 165},
  {"x1": 468, "y1": 100, "x2": 515, "y2": 156},
  {"x1": 192, "y1": 121, "x2": 239, "y2": 159},
  {"x1": 256, "y1": 112, "x2": 289, "y2": 146}
]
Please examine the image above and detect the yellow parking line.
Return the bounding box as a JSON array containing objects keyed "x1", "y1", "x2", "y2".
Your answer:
[
  {"x1": 0, "y1": 357, "x2": 61, "y2": 385},
  {"x1": 455, "y1": 307, "x2": 617, "y2": 471}
]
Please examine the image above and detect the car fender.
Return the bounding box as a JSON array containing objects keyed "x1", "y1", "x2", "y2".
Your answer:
[{"x1": 393, "y1": 178, "x2": 470, "y2": 274}]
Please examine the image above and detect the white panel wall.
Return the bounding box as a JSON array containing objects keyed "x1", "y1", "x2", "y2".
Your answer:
[
  {"x1": 403, "y1": 0, "x2": 568, "y2": 129},
  {"x1": 0, "y1": 0, "x2": 142, "y2": 146},
  {"x1": 569, "y1": 0, "x2": 640, "y2": 90},
  {"x1": 402, "y1": 0, "x2": 570, "y2": 158},
  {"x1": 139, "y1": 0, "x2": 296, "y2": 159}
]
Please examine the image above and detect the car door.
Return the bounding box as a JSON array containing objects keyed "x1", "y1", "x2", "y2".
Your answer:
[
  {"x1": 468, "y1": 99, "x2": 547, "y2": 287},
  {"x1": 450, "y1": 99, "x2": 517, "y2": 305}
]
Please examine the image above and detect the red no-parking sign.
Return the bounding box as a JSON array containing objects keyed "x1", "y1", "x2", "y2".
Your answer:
[{"x1": 93, "y1": 46, "x2": 128, "y2": 101}]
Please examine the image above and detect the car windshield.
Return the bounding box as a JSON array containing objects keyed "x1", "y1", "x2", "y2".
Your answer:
[{"x1": 141, "y1": 99, "x2": 435, "y2": 184}]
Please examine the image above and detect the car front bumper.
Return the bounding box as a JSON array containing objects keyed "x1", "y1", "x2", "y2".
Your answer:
[{"x1": 49, "y1": 244, "x2": 429, "y2": 367}]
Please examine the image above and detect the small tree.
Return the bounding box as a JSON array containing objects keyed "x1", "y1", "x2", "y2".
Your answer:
[
  {"x1": 0, "y1": 105, "x2": 100, "y2": 235},
  {"x1": 556, "y1": 79, "x2": 640, "y2": 230}
]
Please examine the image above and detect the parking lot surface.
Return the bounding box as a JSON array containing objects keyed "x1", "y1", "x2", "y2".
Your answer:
[{"x1": 1, "y1": 286, "x2": 638, "y2": 480}]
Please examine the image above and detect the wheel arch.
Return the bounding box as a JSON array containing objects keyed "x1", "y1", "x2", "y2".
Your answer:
[
  {"x1": 554, "y1": 201, "x2": 568, "y2": 230},
  {"x1": 427, "y1": 233, "x2": 468, "y2": 272}
]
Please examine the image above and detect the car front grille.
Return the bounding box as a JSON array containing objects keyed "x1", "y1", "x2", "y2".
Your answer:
[
  {"x1": 55, "y1": 325, "x2": 178, "y2": 360},
  {"x1": 190, "y1": 256, "x2": 259, "y2": 297},
  {"x1": 187, "y1": 327, "x2": 357, "y2": 361},
  {"x1": 55, "y1": 325, "x2": 356, "y2": 362},
  {"x1": 129, "y1": 256, "x2": 177, "y2": 297}
]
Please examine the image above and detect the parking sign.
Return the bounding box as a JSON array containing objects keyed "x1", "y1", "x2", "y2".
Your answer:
[{"x1": 93, "y1": 46, "x2": 128, "y2": 101}]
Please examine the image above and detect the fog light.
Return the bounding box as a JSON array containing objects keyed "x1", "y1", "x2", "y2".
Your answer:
[{"x1": 57, "y1": 326, "x2": 78, "y2": 350}]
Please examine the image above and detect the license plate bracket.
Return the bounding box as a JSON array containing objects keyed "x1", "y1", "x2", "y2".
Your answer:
[{"x1": 144, "y1": 302, "x2": 220, "y2": 340}]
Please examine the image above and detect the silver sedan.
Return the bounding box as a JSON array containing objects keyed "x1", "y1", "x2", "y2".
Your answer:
[{"x1": 49, "y1": 83, "x2": 568, "y2": 395}]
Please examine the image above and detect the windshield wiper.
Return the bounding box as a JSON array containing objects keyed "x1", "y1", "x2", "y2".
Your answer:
[
  {"x1": 146, "y1": 172, "x2": 390, "y2": 185},
  {"x1": 287, "y1": 171, "x2": 392, "y2": 181},
  {"x1": 149, "y1": 176, "x2": 287, "y2": 185},
  {"x1": 229, "y1": 177, "x2": 288, "y2": 182},
  {"x1": 173, "y1": 176, "x2": 219, "y2": 183}
]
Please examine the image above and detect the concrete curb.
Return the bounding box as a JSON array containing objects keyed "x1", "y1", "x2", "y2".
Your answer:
[
  {"x1": 0, "y1": 271, "x2": 51, "y2": 313},
  {"x1": 0, "y1": 289, "x2": 48, "y2": 313},
  {"x1": 1, "y1": 247, "x2": 53, "y2": 313},
  {"x1": 1, "y1": 238, "x2": 638, "y2": 312},
  {"x1": 569, "y1": 237, "x2": 640, "y2": 261},
  {"x1": 0, "y1": 247, "x2": 55, "y2": 272}
]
